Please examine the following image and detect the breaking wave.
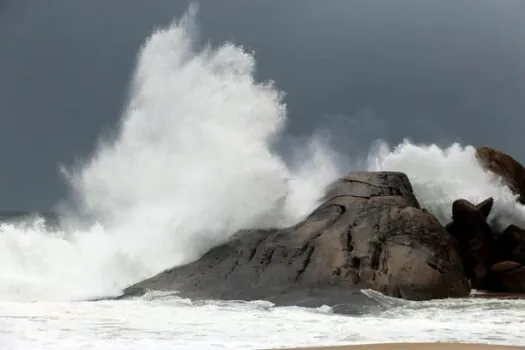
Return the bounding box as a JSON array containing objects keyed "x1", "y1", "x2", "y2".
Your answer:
[{"x1": 368, "y1": 140, "x2": 525, "y2": 231}]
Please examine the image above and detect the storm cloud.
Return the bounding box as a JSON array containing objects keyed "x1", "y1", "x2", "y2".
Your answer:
[{"x1": 1, "y1": 0, "x2": 524, "y2": 210}]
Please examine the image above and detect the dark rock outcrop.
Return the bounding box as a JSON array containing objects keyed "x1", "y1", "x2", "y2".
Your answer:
[
  {"x1": 496, "y1": 225, "x2": 525, "y2": 264},
  {"x1": 487, "y1": 261, "x2": 525, "y2": 293},
  {"x1": 445, "y1": 198, "x2": 495, "y2": 289},
  {"x1": 476, "y1": 146, "x2": 525, "y2": 204},
  {"x1": 475, "y1": 197, "x2": 495, "y2": 220},
  {"x1": 121, "y1": 171, "x2": 470, "y2": 304},
  {"x1": 484, "y1": 225, "x2": 525, "y2": 293},
  {"x1": 445, "y1": 196, "x2": 525, "y2": 293}
]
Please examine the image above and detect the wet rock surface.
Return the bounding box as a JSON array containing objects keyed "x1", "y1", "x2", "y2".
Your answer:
[
  {"x1": 117, "y1": 146, "x2": 525, "y2": 305},
  {"x1": 445, "y1": 198, "x2": 495, "y2": 288},
  {"x1": 121, "y1": 171, "x2": 470, "y2": 305}
]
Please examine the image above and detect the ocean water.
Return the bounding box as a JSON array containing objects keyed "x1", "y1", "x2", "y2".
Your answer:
[
  {"x1": 1, "y1": 7, "x2": 524, "y2": 350},
  {"x1": 1, "y1": 292, "x2": 524, "y2": 350}
]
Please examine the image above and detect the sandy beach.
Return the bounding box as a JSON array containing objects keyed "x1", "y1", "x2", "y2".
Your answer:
[{"x1": 274, "y1": 343, "x2": 525, "y2": 350}]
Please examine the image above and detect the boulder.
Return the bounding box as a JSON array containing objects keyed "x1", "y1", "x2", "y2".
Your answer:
[
  {"x1": 444, "y1": 198, "x2": 495, "y2": 289},
  {"x1": 476, "y1": 146, "x2": 525, "y2": 204},
  {"x1": 444, "y1": 198, "x2": 525, "y2": 293},
  {"x1": 496, "y1": 224, "x2": 525, "y2": 264},
  {"x1": 486, "y1": 261, "x2": 525, "y2": 293},
  {"x1": 121, "y1": 171, "x2": 470, "y2": 305},
  {"x1": 480, "y1": 225, "x2": 525, "y2": 293}
]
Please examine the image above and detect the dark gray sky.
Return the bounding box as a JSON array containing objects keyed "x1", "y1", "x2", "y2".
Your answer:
[{"x1": 1, "y1": 0, "x2": 525, "y2": 210}]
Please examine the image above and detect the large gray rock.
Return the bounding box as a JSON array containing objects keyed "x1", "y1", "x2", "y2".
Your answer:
[{"x1": 121, "y1": 171, "x2": 470, "y2": 305}]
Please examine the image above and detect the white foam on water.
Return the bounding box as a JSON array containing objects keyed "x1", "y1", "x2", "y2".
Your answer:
[{"x1": 0, "y1": 296, "x2": 524, "y2": 349}]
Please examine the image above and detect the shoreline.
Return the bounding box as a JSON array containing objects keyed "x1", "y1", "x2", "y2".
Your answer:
[{"x1": 271, "y1": 343, "x2": 525, "y2": 350}]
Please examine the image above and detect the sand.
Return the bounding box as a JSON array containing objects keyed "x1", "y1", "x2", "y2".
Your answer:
[{"x1": 272, "y1": 343, "x2": 525, "y2": 350}]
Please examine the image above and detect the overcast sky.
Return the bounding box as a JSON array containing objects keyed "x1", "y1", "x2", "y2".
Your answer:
[{"x1": 1, "y1": 0, "x2": 525, "y2": 210}]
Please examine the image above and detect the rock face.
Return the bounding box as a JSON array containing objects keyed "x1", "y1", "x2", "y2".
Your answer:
[
  {"x1": 476, "y1": 146, "x2": 525, "y2": 204},
  {"x1": 122, "y1": 171, "x2": 470, "y2": 304}
]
